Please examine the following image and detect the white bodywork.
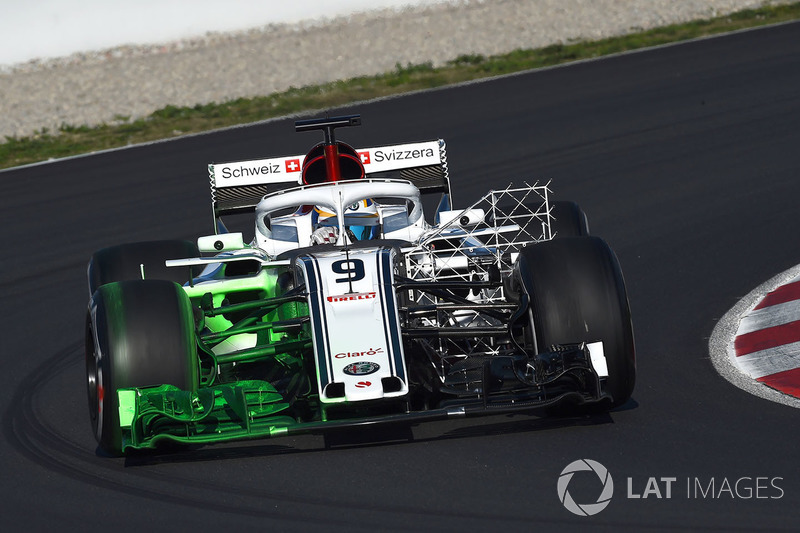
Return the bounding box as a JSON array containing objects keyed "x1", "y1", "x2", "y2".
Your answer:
[
  {"x1": 195, "y1": 139, "x2": 571, "y2": 405},
  {"x1": 296, "y1": 248, "x2": 407, "y2": 403},
  {"x1": 253, "y1": 179, "x2": 427, "y2": 256}
]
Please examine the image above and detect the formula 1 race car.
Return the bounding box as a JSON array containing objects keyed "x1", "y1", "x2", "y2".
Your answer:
[{"x1": 85, "y1": 115, "x2": 635, "y2": 455}]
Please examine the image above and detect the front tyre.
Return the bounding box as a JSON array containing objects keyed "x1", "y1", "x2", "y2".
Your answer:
[
  {"x1": 88, "y1": 239, "x2": 200, "y2": 295},
  {"x1": 515, "y1": 236, "x2": 635, "y2": 407},
  {"x1": 85, "y1": 279, "x2": 199, "y2": 455}
]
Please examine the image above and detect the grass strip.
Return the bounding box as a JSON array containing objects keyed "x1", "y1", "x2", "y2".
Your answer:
[{"x1": 2, "y1": 2, "x2": 799, "y2": 169}]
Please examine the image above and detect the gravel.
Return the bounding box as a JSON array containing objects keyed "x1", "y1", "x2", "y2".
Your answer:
[{"x1": 0, "y1": 0, "x2": 792, "y2": 140}]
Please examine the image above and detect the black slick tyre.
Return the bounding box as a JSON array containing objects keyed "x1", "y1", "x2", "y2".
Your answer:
[
  {"x1": 87, "y1": 240, "x2": 200, "y2": 295},
  {"x1": 85, "y1": 279, "x2": 199, "y2": 455},
  {"x1": 549, "y1": 201, "x2": 589, "y2": 238},
  {"x1": 494, "y1": 200, "x2": 589, "y2": 245},
  {"x1": 515, "y1": 236, "x2": 635, "y2": 407}
]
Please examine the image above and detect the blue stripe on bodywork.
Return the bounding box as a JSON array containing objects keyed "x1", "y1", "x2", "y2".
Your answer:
[
  {"x1": 299, "y1": 256, "x2": 331, "y2": 390},
  {"x1": 378, "y1": 248, "x2": 407, "y2": 382},
  {"x1": 375, "y1": 251, "x2": 396, "y2": 377}
]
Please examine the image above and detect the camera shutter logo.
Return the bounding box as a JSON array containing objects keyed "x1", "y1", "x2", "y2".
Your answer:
[{"x1": 557, "y1": 459, "x2": 614, "y2": 516}]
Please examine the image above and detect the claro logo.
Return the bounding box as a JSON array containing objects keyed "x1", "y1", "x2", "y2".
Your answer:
[{"x1": 335, "y1": 347, "x2": 385, "y2": 359}]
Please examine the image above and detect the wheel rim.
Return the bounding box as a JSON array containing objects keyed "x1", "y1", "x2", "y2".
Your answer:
[{"x1": 84, "y1": 317, "x2": 102, "y2": 437}]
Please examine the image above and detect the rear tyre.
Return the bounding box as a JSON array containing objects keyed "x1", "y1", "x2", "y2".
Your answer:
[
  {"x1": 85, "y1": 279, "x2": 199, "y2": 455},
  {"x1": 88, "y1": 240, "x2": 200, "y2": 295},
  {"x1": 549, "y1": 201, "x2": 589, "y2": 238},
  {"x1": 515, "y1": 236, "x2": 635, "y2": 407},
  {"x1": 493, "y1": 200, "x2": 589, "y2": 246}
]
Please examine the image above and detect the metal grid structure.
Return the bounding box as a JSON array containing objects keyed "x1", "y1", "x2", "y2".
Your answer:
[
  {"x1": 400, "y1": 182, "x2": 553, "y2": 381},
  {"x1": 404, "y1": 181, "x2": 552, "y2": 287}
]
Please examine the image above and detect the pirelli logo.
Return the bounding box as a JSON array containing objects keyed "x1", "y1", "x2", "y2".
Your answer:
[{"x1": 327, "y1": 292, "x2": 377, "y2": 303}]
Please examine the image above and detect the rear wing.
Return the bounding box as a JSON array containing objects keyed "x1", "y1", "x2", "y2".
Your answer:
[{"x1": 208, "y1": 139, "x2": 450, "y2": 218}]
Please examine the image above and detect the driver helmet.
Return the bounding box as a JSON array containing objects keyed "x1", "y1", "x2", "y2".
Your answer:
[{"x1": 313, "y1": 199, "x2": 380, "y2": 241}]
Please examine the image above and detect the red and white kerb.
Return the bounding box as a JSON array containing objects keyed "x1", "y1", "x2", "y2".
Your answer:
[{"x1": 733, "y1": 276, "x2": 800, "y2": 397}]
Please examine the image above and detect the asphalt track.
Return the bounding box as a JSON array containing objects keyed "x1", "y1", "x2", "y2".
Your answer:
[{"x1": 2, "y1": 21, "x2": 800, "y2": 532}]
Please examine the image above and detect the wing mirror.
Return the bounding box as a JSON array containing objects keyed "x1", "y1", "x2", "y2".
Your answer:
[
  {"x1": 437, "y1": 209, "x2": 485, "y2": 227},
  {"x1": 198, "y1": 232, "x2": 245, "y2": 252}
]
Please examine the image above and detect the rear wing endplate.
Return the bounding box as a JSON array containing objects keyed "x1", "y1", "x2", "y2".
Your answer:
[{"x1": 208, "y1": 139, "x2": 450, "y2": 218}]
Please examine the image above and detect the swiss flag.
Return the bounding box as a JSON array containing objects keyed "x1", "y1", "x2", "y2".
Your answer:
[
  {"x1": 285, "y1": 159, "x2": 301, "y2": 172},
  {"x1": 358, "y1": 151, "x2": 371, "y2": 165}
]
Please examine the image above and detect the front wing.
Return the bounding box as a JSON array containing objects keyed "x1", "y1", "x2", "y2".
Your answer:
[{"x1": 117, "y1": 345, "x2": 611, "y2": 452}]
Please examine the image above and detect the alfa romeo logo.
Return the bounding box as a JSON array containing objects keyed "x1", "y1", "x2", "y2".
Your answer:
[
  {"x1": 343, "y1": 361, "x2": 380, "y2": 376},
  {"x1": 557, "y1": 459, "x2": 614, "y2": 516}
]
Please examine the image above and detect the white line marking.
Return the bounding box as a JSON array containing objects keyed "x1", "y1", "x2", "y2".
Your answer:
[
  {"x1": 734, "y1": 341, "x2": 800, "y2": 379},
  {"x1": 737, "y1": 299, "x2": 800, "y2": 336}
]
